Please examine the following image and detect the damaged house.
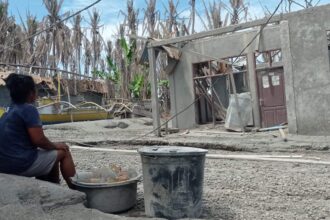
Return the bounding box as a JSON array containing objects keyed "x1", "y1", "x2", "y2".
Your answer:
[
  {"x1": 148, "y1": 4, "x2": 330, "y2": 136},
  {"x1": 0, "y1": 70, "x2": 113, "y2": 107}
]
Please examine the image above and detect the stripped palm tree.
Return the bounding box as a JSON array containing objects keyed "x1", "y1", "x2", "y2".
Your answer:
[
  {"x1": 284, "y1": 0, "x2": 320, "y2": 12},
  {"x1": 20, "y1": 14, "x2": 38, "y2": 65},
  {"x1": 8, "y1": 22, "x2": 24, "y2": 65},
  {"x1": 0, "y1": 1, "x2": 9, "y2": 52},
  {"x1": 162, "y1": 0, "x2": 179, "y2": 38},
  {"x1": 89, "y1": 8, "x2": 102, "y2": 76},
  {"x1": 83, "y1": 37, "x2": 92, "y2": 76},
  {"x1": 114, "y1": 36, "x2": 123, "y2": 97},
  {"x1": 141, "y1": 0, "x2": 158, "y2": 99},
  {"x1": 0, "y1": 1, "x2": 12, "y2": 63},
  {"x1": 229, "y1": 0, "x2": 247, "y2": 25},
  {"x1": 143, "y1": 0, "x2": 157, "y2": 38},
  {"x1": 127, "y1": 0, "x2": 139, "y2": 97},
  {"x1": 72, "y1": 14, "x2": 82, "y2": 75},
  {"x1": 210, "y1": 1, "x2": 224, "y2": 28},
  {"x1": 43, "y1": 0, "x2": 69, "y2": 74},
  {"x1": 105, "y1": 40, "x2": 113, "y2": 61},
  {"x1": 201, "y1": 0, "x2": 228, "y2": 30},
  {"x1": 118, "y1": 24, "x2": 129, "y2": 99},
  {"x1": 114, "y1": 1, "x2": 139, "y2": 99},
  {"x1": 34, "y1": 33, "x2": 49, "y2": 75},
  {"x1": 201, "y1": 0, "x2": 214, "y2": 30},
  {"x1": 0, "y1": 10, "x2": 24, "y2": 65},
  {"x1": 188, "y1": 0, "x2": 196, "y2": 34},
  {"x1": 71, "y1": 14, "x2": 83, "y2": 94},
  {"x1": 60, "y1": 25, "x2": 72, "y2": 72}
]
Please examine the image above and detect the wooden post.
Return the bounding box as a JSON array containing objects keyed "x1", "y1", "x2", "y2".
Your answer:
[
  {"x1": 211, "y1": 85, "x2": 216, "y2": 128},
  {"x1": 57, "y1": 71, "x2": 61, "y2": 102},
  {"x1": 66, "y1": 85, "x2": 74, "y2": 123},
  {"x1": 247, "y1": 52, "x2": 261, "y2": 128},
  {"x1": 148, "y1": 46, "x2": 161, "y2": 137}
]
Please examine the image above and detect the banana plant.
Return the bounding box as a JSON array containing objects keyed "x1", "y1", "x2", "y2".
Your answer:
[
  {"x1": 129, "y1": 74, "x2": 144, "y2": 99},
  {"x1": 93, "y1": 56, "x2": 121, "y2": 84},
  {"x1": 120, "y1": 38, "x2": 136, "y2": 66}
]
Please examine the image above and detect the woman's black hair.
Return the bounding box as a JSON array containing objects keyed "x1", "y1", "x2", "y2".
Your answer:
[{"x1": 5, "y1": 73, "x2": 36, "y2": 104}]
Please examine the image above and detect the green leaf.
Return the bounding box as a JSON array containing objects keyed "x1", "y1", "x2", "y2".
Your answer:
[
  {"x1": 120, "y1": 38, "x2": 136, "y2": 65},
  {"x1": 129, "y1": 74, "x2": 145, "y2": 99},
  {"x1": 105, "y1": 56, "x2": 121, "y2": 84},
  {"x1": 159, "y1": 79, "x2": 169, "y2": 88},
  {"x1": 120, "y1": 38, "x2": 129, "y2": 57}
]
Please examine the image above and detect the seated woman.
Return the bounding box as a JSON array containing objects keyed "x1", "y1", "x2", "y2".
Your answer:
[{"x1": 0, "y1": 73, "x2": 76, "y2": 189}]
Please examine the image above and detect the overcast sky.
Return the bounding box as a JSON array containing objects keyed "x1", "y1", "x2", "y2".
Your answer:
[{"x1": 7, "y1": 0, "x2": 330, "y2": 41}]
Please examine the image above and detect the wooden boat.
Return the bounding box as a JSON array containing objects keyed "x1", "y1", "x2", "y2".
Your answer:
[
  {"x1": 0, "y1": 107, "x2": 4, "y2": 118},
  {"x1": 38, "y1": 101, "x2": 112, "y2": 125}
]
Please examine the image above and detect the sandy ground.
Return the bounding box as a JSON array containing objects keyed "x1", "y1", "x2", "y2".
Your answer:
[
  {"x1": 70, "y1": 146, "x2": 330, "y2": 220},
  {"x1": 44, "y1": 118, "x2": 330, "y2": 153},
  {"x1": 47, "y1": 119, "x2": 330, "y2": 219}
]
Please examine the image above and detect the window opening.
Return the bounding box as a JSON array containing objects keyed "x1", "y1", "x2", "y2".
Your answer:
[
  {"x1": 193, "y1": 56, "x2": 248, "y2": 125},
  {"x1": 255, "y1": 49, "x2": 282, "y2": 69}
]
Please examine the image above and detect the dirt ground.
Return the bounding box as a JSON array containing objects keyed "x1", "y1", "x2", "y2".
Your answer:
[{"x1": 47, "y1": 119, "x2": 330, "y2": 220}]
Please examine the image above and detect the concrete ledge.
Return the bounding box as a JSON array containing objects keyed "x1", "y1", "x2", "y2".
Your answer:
[{"x1": 0, "y1": 174, "x2": 164, "y2": 220}]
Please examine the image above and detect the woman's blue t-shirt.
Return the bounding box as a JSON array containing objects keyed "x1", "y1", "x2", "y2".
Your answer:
[{"x1": 0, "y1": 103, "x2": 41, "y2": 174}]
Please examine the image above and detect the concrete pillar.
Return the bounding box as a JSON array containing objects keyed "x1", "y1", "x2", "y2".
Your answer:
[
  {"x1": 168, "y1": 73, "x2": 178, "y2": 128},
  {"x1": 148, "y1": 47, "x2": 161, "y2": 137},
  {"x1": 280, "y1": 20, "x2": 298, "y2": 134},
  {"x1": 247, "y1": 52, "x2": 261, "y2": 128}
]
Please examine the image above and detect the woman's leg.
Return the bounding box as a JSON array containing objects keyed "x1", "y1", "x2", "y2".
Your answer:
[{"x1": 56, "y1": 149, "x2": 76, "y2": 189}]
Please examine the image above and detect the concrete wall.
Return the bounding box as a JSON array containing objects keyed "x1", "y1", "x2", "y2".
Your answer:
[
  {"x1": 170, "y1": 4, "x2": 330, "y2": 135},
  {"x1": 170, "y1": 26, "x2": 282, "y2": 129},
  {"x1": 282, "y1": 5, "x2": 330, "y2": 135}
]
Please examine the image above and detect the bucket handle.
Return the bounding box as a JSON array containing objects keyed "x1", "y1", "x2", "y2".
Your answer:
[
  {"x1": 130, "y1": 174, "x2": 143, "y2": 182},
  {"x1": 142, "y1": 155, "x2": 159, "y2": 160}
]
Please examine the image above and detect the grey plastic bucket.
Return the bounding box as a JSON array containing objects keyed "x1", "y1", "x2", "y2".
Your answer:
[{"x1": 138, "y1": 146, "x2": 208, "y2": 219}]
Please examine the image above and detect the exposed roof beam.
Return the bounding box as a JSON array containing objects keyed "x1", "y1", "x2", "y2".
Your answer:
[{"x1": 149, "y1": 14, "x2": 285, "y2": 48}]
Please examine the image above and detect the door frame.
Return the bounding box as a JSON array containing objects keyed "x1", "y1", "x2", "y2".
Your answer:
[{"x1": 255, "y1": 65, "x2": 288, "y2": 128}]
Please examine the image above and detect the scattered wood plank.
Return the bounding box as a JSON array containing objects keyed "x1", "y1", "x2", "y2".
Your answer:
[
  {"x1": 70, "y1": 145, "x2": 329, "y2": 166},
  {"x1": 132, "y1": 105, "x2": 152, "y2": 118},
  {"x1": 258, "y1": 125, "x2": 287, "y2": 132},
  {"x1": 160, "y1": 127, "x2": 180, "y2": 134},
  {"x1": 206, "y1": 154, "x2": 329, "y2": 166}
]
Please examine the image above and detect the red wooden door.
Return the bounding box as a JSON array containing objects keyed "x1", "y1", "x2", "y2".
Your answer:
[{"x1": 257, "y1": 67, "x2": 288, "y2": 127}]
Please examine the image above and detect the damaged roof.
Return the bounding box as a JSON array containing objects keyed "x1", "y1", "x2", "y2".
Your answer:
[
  {"x1": 0, "y1": 71, "x2": 111, "y2": 95},
  {"x1": 139, "y1": 39, "x2": 182, "y2": 65}
]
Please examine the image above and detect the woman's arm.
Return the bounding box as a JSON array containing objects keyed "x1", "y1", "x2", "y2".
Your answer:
[{"x1": 27, "y1": 127, "x2": 69, "y2": 151}]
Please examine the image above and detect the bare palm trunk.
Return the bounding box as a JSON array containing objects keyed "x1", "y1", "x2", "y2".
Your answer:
[
  {"x1": 89, "y1": 8, "x2": 102, "y2": 80},
  {"x1": 52, "y1": 24, "x2": 56, "y2": 74},
  {"x1": 191, "y1": 0, "x2": 196, "y2": 34}
]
